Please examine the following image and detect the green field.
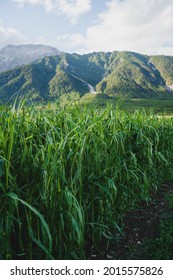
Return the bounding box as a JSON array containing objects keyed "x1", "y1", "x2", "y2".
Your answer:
[
  {"x1": 58, "y1": 92, "x2": 173, "y2": 115},
  {"x1": 80, "y1": 94, "x2": 173, "y2": 113},
  {"x1": 0, "y1": 102, "x2": 173, "y2": 259}
]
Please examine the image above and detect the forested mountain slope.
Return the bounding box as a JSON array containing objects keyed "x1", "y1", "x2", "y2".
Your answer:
[{"x1": 0, "y1": 48, "x2": 173, "y2": 102}]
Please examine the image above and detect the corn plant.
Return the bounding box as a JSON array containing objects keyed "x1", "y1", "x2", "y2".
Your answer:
[{"x1": 0, "y1": 103, "x2": 173, "y2": 259}]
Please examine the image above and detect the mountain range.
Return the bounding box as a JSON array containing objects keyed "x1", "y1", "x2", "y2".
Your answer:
[
  {"x1": 0, "y1": 44, "x2": 60, "y2": 73},
  {"x1": 0, "y1": 44, "x2": 173, "y2": 102}
]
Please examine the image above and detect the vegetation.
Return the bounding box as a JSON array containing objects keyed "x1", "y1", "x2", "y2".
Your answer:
[
  {"x1": 77, "y1": 93, "x2": 173, "y2": 115},
  {"x1": 0, "y1": 56, "x2": 60, "y2": 101},
  {"x1": 96, "y1": 51, "x2": 165, "y2": 96},
  {"x1": 150, "y1": 55, "x2": 173, "y2": 86},
  {"x1": 0, "y1": 102, "x2": 173, "y2": 259},
  {"x1": 49, "y1": 68, "x2": 88, "y2": 97},
  {"x1": 1, "y1": 51, "x2": 173, "y2": 102}
]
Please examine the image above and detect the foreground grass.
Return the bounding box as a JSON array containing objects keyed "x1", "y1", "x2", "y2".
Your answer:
[{"x1": 0, "y1": 103, "x2": 173, "y2": 259}]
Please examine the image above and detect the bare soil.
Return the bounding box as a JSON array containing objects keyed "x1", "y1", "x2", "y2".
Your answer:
[{"x1": 88, "y1": 183, "x2": 173, "y2": 260}]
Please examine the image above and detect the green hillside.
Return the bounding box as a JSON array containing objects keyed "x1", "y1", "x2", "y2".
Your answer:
[
  {"x1": 150, "y1": 56, "x2": 173, "y2": 86},
  {"x1": 97, "y1": 52, "x2": 165, "y2": 97},
  {"x1": 0, "y1": 50, "x2": 173, "y2": 102},
  {"x1": 0, "y1": 56, "x2": 60, "y2": 101},
  {"x1": 49, "y1": 68, "x2": 89, "y2": 97}
]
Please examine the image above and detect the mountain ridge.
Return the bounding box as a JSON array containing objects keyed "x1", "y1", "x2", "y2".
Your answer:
[
  {"x1": 0, "y1": 45, "x2": 173, "y2": 102},
  {"x1": 0, "y1": 44, "x2": 61, "y2": 73}
]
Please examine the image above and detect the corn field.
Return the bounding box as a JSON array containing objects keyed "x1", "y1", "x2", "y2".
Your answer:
[{"x1": 0, "y1": 102, "x2": 173, "y2": 259}]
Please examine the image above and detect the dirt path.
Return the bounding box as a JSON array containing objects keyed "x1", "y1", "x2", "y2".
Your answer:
[
  {"x1": 88, "y1": 183, "x2": 173, "y2": 260},
  {"x1": 115, "y1": 183, "x2": 172, "y2": 259}
]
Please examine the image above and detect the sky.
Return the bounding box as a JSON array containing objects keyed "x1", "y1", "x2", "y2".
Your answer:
[{"x1": 0, "y1": 0, "x2": 173, "y2": 55}]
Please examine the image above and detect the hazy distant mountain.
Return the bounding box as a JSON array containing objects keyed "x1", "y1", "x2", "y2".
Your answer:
[
  {"x1": 0, "y1": 44, "x2": 60, "y2": 73},
  {"x1": 0, "y1": 49, "x2": 173, "y2": 102}
]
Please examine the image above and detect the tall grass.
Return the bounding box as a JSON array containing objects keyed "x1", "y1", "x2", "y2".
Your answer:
[{"x1": 0, "y1": 103, "x2": 173, "y2": 259}]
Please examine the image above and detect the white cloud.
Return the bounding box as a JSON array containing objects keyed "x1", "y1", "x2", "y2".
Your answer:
[
  {"x1": 0, "y1": 21, "x2": 27, "y2": 49},
  {"x1": 35, "y1": 35, "x2": 49, "y2": 45},
  {"x1": 9, "y1": 0, "x2": 173, "y2": 55},
  {"x1": 56, "y1": 33, "x2": 85, "y2": 52},
  {"x1": 11, "y1": 0, "x2": 91, "y2": 23},
  {"x1": 77, "y1": 0, "x2": 173, "y2": 55},
  {"x1": 58, "y1": 0, "x2": 91, "y2": 23},
  {"x1": 11, "y1": 0, "x2": 42, "y2": 8}
]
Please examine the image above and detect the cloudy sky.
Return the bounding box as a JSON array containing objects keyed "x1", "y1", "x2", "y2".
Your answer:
[{"x1": 0, "y1": 0, "x2": 173, "y2": 55}]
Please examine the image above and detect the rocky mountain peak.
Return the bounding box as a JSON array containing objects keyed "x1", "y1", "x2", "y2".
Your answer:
[{"x1": 0, "y1": 44, "x2": 60, "y2": 73}]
